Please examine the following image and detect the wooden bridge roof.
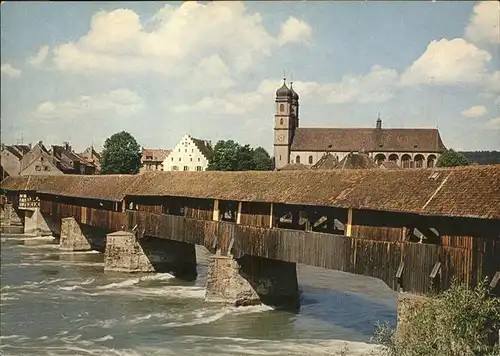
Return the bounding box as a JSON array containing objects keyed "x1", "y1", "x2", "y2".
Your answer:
[{"x1": 1, "y1": 165, "x2": 499, "y2": 220}]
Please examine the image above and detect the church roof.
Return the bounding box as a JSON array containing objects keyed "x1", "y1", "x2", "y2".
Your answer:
[
  {"x1": 276, "y1": 80, "x2": 292, "y2": 98},
  {"x1": 290, "y1": 128, "x2": 446, "y2": 153}
]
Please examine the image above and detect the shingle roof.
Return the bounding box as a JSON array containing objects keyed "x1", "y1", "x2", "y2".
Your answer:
[
  {"x1": 311, "y1": 153, "x2": 338, "y2": 170},
  {"x1": 381, "y1": 161, "x2": 400, "y2": 169},
  {"x1": 141, "y1": 149, "x2": 171, "y2": 163},
  {"x1": 290, "y1": 128, "x2": 447, "y2": 153},
  {"x1": 4, "y1": 146, "x2": 24, "y2": 159},
  {"x1": 12, "y1": 145, "x2": 31, "y2": 155},
  {"x1": 277, "y1": 163, "x2": 310, "y2": 171},
  {"x1": 1, "y1": 165, "x2": 499, "y2": 219},
  {"x1": 334, "y1": 153, "x2": 379, "y2": 170},
  {"x1": 191, "y1": 137, "x2": 213, "y2": 160}
]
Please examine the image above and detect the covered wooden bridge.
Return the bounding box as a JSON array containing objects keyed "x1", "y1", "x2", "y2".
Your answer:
[{"x1": 1, "y1": 165, "x2": 499, "y2": 297}]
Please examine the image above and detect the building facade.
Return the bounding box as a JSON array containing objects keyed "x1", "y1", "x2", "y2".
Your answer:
[
  {"x1": 0, "y1": 144, "x2": 31, "y2": 179},
  {"x1": 140, "y1": 149, "x2": 171, "y2": 173},
  {"x1": 80, "y1": 146, "x2": 101, "y2": 173},
  {"x1": 273, "y1": 79, "x2": 447, "y2": 170},
  {"x1": 20, "y1": 142, "x2": 62, "y2": 176},
  {"x1": 162, "y1": 135, "x2": 213, "y2": 172}
]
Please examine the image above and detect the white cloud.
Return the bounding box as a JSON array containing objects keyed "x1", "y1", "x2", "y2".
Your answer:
[
  {"x1": 174, "y1": 65, "x2": 398, "y2": 115},
  {"x1": 400, "y1": 38, "x2": 492, "y2": 86},
  {"x1": 28, "y1": 46, "x2": 49, "y2": 67},
  {"x1": 33, "y1": 89, "x2": 144, "y2": 120},
  {"x1": 465, "y1": 1, "x2": 500, "y2": 44},
  {"x1": 461, "y1": 105, "x2": 487, "y2": 118},
  {"x1": 50, "y1": 2, "x2": 310, "y2": 83},
  {"x1": 1, "y1": 63, "x2": 21, "y2": 77},
  {"x1": 278, "y1": 17, "x2": 312, "y2": 45},
  {"x1": 485, "y1": 117, "x2": 500, "y2": 130}
]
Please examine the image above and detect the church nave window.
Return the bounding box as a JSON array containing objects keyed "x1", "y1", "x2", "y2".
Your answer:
[{"x1": 308, "y1": 156, "x2": 313, "y2": 164}]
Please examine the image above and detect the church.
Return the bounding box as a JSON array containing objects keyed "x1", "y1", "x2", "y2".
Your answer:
[{"x1": 273, "y1": 79, "x2": 447, "y2": 170}]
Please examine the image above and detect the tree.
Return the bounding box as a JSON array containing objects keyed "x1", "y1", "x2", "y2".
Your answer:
[
  {"x1": 206, "y1": 140, "x2": 241, "y2": 171},
  {"x1": 372, "y1": 282, "x2": 500, "y2": 356},
  {"x1": 207, "y1": 140, "x2": 273, "y2": 171},
  {"x1": 100, "y1": 131, "x2": 141, "y2": 174},
  {"x1": 437, "y1": 149, "x2": 469, "y2": 167},
  {"x1": 253, "y1": 147, "x2": 273, "y2": 171}
]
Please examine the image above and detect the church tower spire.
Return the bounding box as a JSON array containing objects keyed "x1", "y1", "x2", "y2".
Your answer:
[{"x1": 273, "y1": 78, "x2": 294, "y2": 169}]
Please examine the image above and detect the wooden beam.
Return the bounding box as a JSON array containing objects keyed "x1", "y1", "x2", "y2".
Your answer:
[
  {"x1": 212, "y1": 199, "x2": 220, "y2": 221},
  {"x1": 269, "y1": 203, "x2": 274, "y2": 228},
  {"x1": 122, "y1": 199, "x2": 126, "y2": 212},
  {"x1": 236, "y1": 201, "x2": 242, "y2": 224},
  {"x1": 346, "y1": 208, "x2": 353, "y2": 237}
]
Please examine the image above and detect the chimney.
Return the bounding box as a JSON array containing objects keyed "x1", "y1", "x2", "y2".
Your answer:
[{"x1": 63, "y1": 142, "x2": 71, "y2": 151}]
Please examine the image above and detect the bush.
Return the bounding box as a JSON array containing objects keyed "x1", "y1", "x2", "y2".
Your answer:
[{"x1": 371, "y1": 282, "x2": 500, "y2": 356}]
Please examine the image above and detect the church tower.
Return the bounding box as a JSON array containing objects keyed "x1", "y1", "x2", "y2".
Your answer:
[{"x1": 274, "y1": 78, "x2": 295, "y2": 169}]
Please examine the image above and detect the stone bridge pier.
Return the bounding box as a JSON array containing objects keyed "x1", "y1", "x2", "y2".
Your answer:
[
  {"x1": 1, "y1": 203, "x2": 24, "y2": 227},
  {"x1": 60, "y1": 217, "x2": 107, "y2": 252},
  {"x1": 205, "y1": 254, "x2": 300, "y2": 310},
  {"x1": 103, "y1": 231, "x2": 197, "y2": 281},
  {"x1": 24, "y1": 208, "x2": 59, "y2": 236}
]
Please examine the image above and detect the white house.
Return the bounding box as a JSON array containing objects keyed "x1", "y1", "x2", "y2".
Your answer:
[{"x1": 162, "y1": 135, "x2": 214, "y2": 172}]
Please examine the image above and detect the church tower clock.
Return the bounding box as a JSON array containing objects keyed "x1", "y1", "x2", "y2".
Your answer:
[{"x1": 273, "y1": 78, "x2": 294, "y2": 169}]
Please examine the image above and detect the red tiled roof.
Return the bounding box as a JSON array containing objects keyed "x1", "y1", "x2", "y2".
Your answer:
[
  {"x1": 290, "y1": 128, "x2": 447, "y2": 153},
  {"x1": 142, "y1": 149, "x2": 171, "y2": 162}
]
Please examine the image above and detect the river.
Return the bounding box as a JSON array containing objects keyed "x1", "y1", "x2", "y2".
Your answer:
[{"x1": 0, "y1": 232, "x2": 396, "y2": 355}]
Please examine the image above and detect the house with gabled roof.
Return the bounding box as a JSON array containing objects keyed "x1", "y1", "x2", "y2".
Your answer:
[
  {"x1": 79, "y1": 146, "x2": 101, "y2": 173},
  {"x1": 273, "y1": 79, "x2": 447, "y2": 170},
  {"x1": 19, "y1": 141, "x2": 62, "y2": 176},
  {"x1": 162, "y1": 134, "x2": 213, "y2": 172},
  {"x1": 1, "y1": 144, "x2": 32, "y2": 179},
  {"x1": 140, "y1": 148, "x2": 171, "y2": 173}
]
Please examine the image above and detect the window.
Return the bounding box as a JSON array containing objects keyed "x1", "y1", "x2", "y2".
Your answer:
[
  {"x1": 171, "y1": 157, "x2": 174, "y2": 161},
  {"x1": 192, "y1": 149, "x2": 194, "y2": 153},
  {"x1": 183, "y1": 166, "x2": 189, "y2": 171},
  {"x1": 279, "y1": 155, "x2": 282, "y2": 161},
  {"x1": 35, "y1": 165, "x2": 41, "y2": 171},
  {"x1": 178, "y1": 157, "x2": 181, "y2": 162},
  {"x1": 40, "y1": 157, "x2": 44, "y2": 162},
  {"x1": 44, "y1": 166, "x2": 50, "y2": 171},
  {"x1": 172, "y1": 166, "x2": 179, "y2": 171},
  {"x1": 280, "y1": 103, "x2": 284, "y2": 112},
  {"x1": 198, "y1": 158, "x2": 200, "y2": 162},
  {"x1": 196, "y1": 166, "x2": 202, "y2": 171},
  {"x1": 185, "y1": 149, "x2": 187, "y2": 153},
  {"x1": 308, "y1": 156, "x2": 313, "y2": 164},
  {"x1": 178, "y1": 149, "x2": 180, "y2": 152},
  {"x1": 296, "y1": 155, "x2": 301, "y2": 164},
  {"x1": 280, "y1": 118, "x2": 283, "y2": 125}
]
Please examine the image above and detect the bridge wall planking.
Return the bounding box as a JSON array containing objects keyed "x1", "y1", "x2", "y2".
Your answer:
[
  {"x1": 240, "y1": 202, "x2": 271, "y2": 228},
  {"x1": 36, "y1": 199, "x2": 498, "y2": 296}
]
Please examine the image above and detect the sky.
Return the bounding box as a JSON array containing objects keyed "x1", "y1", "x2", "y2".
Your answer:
[{"x1": 1, "y1": 1, "x2": 499, "y2": 153}]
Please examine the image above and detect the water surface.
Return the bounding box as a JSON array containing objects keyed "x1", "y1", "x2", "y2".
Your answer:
[{"x1": 1, "y1": 233, "x2": 396, "y2": 355}]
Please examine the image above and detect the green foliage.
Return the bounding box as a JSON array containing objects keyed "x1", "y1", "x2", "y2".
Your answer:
[
  {"x1": 100, "y1": 131, "x2": 141, "y2": 175},
  {"x1": 372, "y1": 282, "x2": 500, "y2": 356},
  {"x1": 207, "y1": 140, "x2": 273, "y2": 171},
  {"x1": 459, "y1": 151, "x2": 500, "y2": 165},
  {"x1": 253, "y1": 146, "x2": 273, "y2": 171},
  {"x1": 436, "y1": 149, "x2": 469, "y2": 167}
]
